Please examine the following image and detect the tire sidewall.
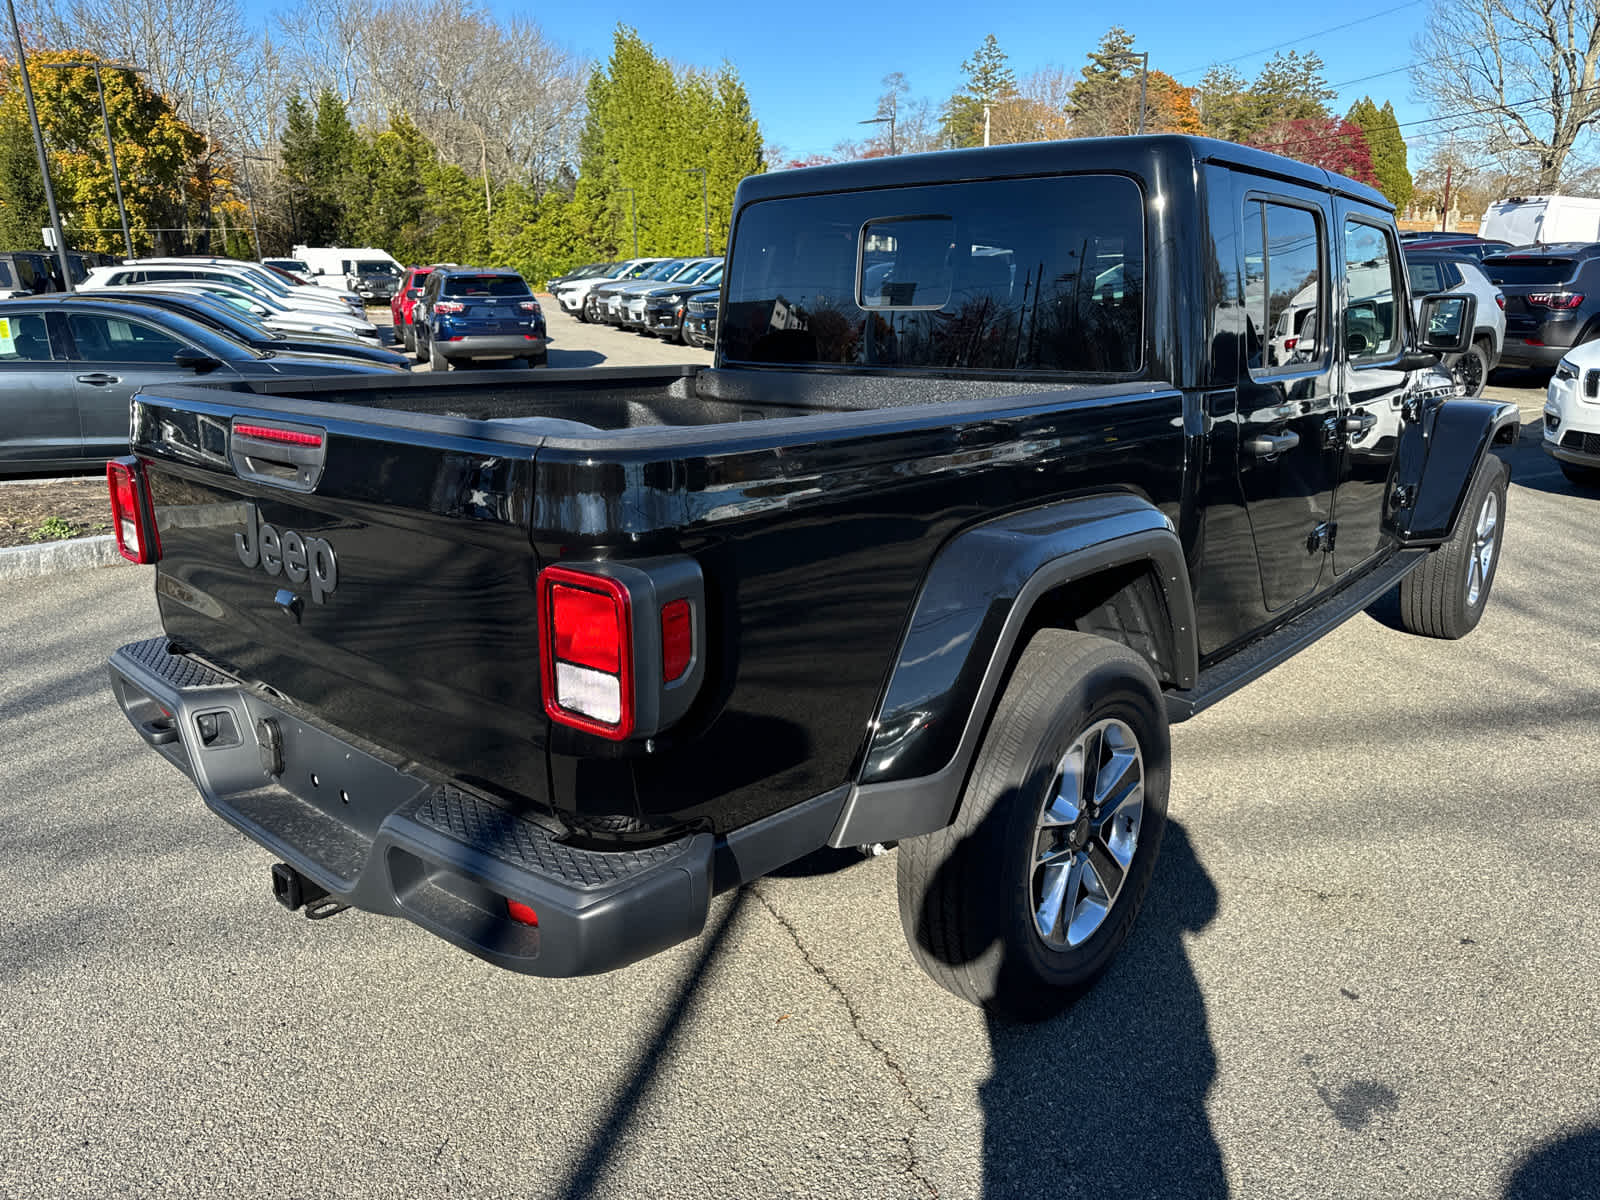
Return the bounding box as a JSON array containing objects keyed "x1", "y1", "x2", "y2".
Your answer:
[
  {"x1": 990, "y1": 652, "x2": 1171, "y2": 1009},
  {"x1": 1450, "y1": 457, "x2": 1508, "y2": 633}
]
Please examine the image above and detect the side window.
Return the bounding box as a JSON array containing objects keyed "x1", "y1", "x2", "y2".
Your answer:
[
  {"x1": 0, "y1": 262, "x2": 13, "y2": 289},
  {"x1": 0, "y1": 312, "x2": 54, "y2": 362},
  {"x1": 1343, "y1": 220, "x2": 1403, "y2": 362},
  {"x1": 68, "y1": 314, "x2": 188, "y2": 364},
  {"x1": 1406, "y1": 261, "x2": 1444, "y2": 295},
  {"x1": 1243, "y1": 199, "x2": 1324, "y2": 374}
]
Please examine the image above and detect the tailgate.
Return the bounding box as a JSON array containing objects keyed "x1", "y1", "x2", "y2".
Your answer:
[{"x1": 132, "y1": 389, "x2": 553, "y2": 812}]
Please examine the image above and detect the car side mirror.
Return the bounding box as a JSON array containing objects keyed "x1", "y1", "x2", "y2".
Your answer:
[
  {"x1": 174, "y1": 348, "x2": 221, "y2": 373},
  {"x1": 1417, "y1": 292, "x2": 1475, "y2": 354}
]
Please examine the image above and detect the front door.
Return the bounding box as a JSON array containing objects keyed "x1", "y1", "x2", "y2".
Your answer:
[
  {"x1": 62, "y1": 311, "x2": 218, "y2": 459},
  {"x1": 1235, "y1": 191, "x2": 1342, "y2": 611},
  {"x1": 1331, "y1": 211, "x2": 1413, "y2": 574}
]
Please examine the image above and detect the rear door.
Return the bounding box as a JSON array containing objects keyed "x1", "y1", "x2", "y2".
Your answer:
[
  {"x1": 1234, "y1": 187, "x2": 1340, "y2": 611},
  {"x1": 1330, "y1": 208, "x2": 1412, "y2": 574},
  {"x1": 0, "y1": 309, "x2": 83, "y2": 466}
]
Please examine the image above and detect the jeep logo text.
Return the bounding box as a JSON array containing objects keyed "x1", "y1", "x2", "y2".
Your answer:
[{"x1": 235, "y1": 504, "x2": 338, "y2": 604}]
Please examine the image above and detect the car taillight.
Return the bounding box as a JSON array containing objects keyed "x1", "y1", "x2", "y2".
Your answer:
[
  {"x1": 1495, "y1": 293, "x2": 1506, "y2": 310},
  {"x1": 506, "y1": 899, "x2": 539, "y2": 926},
  {"x1": 106, "y1": 457, "x2": 160, "y2": 564},
  {"x1": 661, "y1": 599, "x2": 692, "y2": 682},
  {"x1": 433, "y1": 300, "x2": 465, "y2": 314},
  {"x1": 519, "y1": 301, "x2": 540, "y2": 313},
  {"x1": 540, "y1": 567, "x2": 634, "y2": 739},
  {"x1": 1529, "y1": 292, "x2": 1585, "y2": 309}
]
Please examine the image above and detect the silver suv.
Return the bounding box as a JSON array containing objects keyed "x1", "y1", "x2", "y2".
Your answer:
[{"x1": 1404, "y1": 250, "x2": 1505, "y2": 395}]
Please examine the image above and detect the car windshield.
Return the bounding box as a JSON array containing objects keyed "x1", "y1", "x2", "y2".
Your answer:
[
  {"x1": 442, "y1": 274, "x2": 530, "y2": 297},
  {"x1": 357, "y1": 261, "x2": 397, "y2": 274},
  {"x1": 270, "y1": 260, "x2": 310, "y2": 273},
  {"x1": 642, "y1": 260, "x2": 688, "y2": 280},
  {"x1": 673, "y1": 261, "x2": 718, "y2": 283}
]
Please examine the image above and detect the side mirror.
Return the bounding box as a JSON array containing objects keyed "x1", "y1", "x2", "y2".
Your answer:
[
  {"x1": 174, "y1": 348, "x2": 221, "y2": 373},
  {"x1": 1417, "y1": 292, "x2": 1475, "y2": 354}
]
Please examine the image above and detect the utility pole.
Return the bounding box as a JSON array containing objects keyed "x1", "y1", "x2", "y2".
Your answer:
[
  {"x1": 686, "y1": 167, "x2": 709, "y2": 255},
  {"x1": 42, "y1": 60, "x2": 140, "y2": 259},
  {"x1": 238, "y1": 155, "x2": 264, "y2": 259},
  {"x1": 1440, "y1": 164, "x2": 1453, "y2": 233},
  {"x1": 858, "y1": 113, "x2": 897, "y2": 155},
  {"x1": 6, "y1": 0, "x2": 74, "y2": 289}
]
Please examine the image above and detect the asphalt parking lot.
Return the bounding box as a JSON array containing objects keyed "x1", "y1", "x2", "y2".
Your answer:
[{"x1": 2, "y1": 353, "x2": 1597, "y2": 1199}]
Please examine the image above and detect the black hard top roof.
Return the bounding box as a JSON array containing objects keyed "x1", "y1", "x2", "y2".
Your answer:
[
  {"x1": 736, "y1": 134, "x2": 1391, "y2": 213},
  {"x1": 1482, "y1": 242, "x2": 1600, "y2": 260}
]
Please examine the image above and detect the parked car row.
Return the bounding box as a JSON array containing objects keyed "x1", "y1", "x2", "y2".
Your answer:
[
  {"x1": 0, "y1": 249, "x2": 118, "y2": 296},
  {"x1": 389, "y1": 264, "x2": 549, "y2": 370},
  {"x1": 547, "y1": 257, "x2": 723, "y2": 345}
]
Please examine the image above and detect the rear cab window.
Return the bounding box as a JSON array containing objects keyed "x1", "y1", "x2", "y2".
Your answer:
[{"x1": 722, "y1": 174, "x2": 1145, "y2": 374}]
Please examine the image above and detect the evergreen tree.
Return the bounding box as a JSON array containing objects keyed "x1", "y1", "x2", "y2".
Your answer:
[
  {"x1": 1348, "y1": 98, "x2": 1413, "y2": 210},
  {"x1": 280, "y1": 90, "x2": 359, "y2": 244},
  {"x1": 942, "y1": 34, "x2": 1017, "y2": 148}
]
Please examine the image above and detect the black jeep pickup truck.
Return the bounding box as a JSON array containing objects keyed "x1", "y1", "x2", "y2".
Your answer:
[{"x1": 107, "y1": 137, "x2": 1517, "y2": 1019}]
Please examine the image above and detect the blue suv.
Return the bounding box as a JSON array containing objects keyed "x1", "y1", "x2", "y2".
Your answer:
[{"x1": 415, "y1": 268, "x2": 549, "y2": 369}]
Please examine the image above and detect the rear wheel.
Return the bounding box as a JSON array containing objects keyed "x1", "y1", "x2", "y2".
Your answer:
[
  {"x1": 1399, "y1": 454, "x2": 1508, "y2": 639},
  {"x1": 1451, "y1": 341, "x2": 1490, "y2": 397},
  {"x1": 1559, "y1": 460, "x2": 1600, "y2": 488},
  {"x1": 524, "y1": 351, "x2": 548, "y2": 368},
  {"x1": 429, "y1": 337, "x2": 450, "y2": 372},
  {"x1": 401, "y1": 323, "x2": 415, "y2": 355},
  {"x1": 895, "y1": 630, "x2": 1170, "y2": 1022}
]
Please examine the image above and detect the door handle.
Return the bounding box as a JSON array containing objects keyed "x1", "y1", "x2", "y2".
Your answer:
[
  {"x1": 75, "y1": 373, "x2": 121, "y2": 385},
  {"x1": 1342, "y1": 410, "x2": 1379, "y2": 433},
  {"x1": 1245, "y1": 431, "x2": 1301, "y2": 456}
]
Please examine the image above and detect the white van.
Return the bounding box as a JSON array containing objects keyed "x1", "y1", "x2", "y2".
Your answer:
[
  {"x1": 1479, "y1": 195, "x2": 1600, "y2": 246},
  {"x1": 293, "y1": 246, "x2": 405, "y2": 301}
]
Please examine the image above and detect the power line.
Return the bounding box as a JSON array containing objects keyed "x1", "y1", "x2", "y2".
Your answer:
[{"x1": 1170, "y1": 1, "x2": 1425, "y2": 78}]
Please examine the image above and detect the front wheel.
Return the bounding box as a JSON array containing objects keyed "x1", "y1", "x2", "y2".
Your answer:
[
  {"x1": 1399, "y1": 455, "x2": 1508, "y2": 638},
  {"x1": 896, "y1": 630, "x2": 1170, "y2": 1022}
]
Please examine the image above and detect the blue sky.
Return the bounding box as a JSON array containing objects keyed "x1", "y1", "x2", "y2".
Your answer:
[
  {"x1": 253, "y1": 0, "x2": 1439, "y2": 161},
  {"x1": 515, "y1": 0, "x2": 1437, "y2": 159}
]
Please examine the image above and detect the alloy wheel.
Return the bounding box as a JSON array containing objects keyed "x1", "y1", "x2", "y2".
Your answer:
[
  {"x1": 1030, "y1": 717, "x2": 1145, "y2": 950},
  {"x1": 1466, "y1": 489, "x2": 1498, "y2": 607}
]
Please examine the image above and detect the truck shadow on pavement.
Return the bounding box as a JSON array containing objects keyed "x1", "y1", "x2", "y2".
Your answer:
[
  {"x1": 967, "y1": 820, "x2": 1228, "y2": 1198},
  {"x1": 1502, "y1": 1125, "x2": 1600, "y2": 1199}
]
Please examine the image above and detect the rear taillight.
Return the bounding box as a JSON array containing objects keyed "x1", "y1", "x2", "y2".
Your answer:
[
  {"x1": 106, "y1": 457, "x2": 160, "y2": 564},
  {"x1": 1528, "y1": 292, "x2": 1585, "y2": 309},
  {"x1": 433, "y1": 300, "x2": 465, "y2": 314},
  {"x1": 540, "y1": 567, "x2": 634, "y2": 739},
  {"x1": 661, "y1": 599, "x2": 692, "y2": 682},
  {"x1": 519, "y1": 301, "x2": 540, "y2": 313},
  {"x1": 506, "y1": 900, "x2": 539, "y2": 926},
  {"x1": 1495, "y1": 293, "x2": 1506, "y2": 310}
]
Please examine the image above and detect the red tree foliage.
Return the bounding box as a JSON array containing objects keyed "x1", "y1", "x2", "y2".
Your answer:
[{"x1": 1249, "y1": 118, "x2": 1378, "y2": 187}]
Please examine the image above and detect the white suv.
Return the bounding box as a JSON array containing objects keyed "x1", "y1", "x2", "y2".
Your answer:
[{"x1": 1544, "y1": 344, "x2": 1600, "y2": 486}]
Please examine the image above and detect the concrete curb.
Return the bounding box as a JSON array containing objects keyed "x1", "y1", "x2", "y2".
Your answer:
[{"x1": 0, "y1": 535, "x2": 131, "y2": 580}]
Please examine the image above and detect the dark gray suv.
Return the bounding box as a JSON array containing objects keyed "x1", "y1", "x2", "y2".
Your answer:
[{"x1": 1482, "y1": 243, "x2": 1600, "y2": 370}]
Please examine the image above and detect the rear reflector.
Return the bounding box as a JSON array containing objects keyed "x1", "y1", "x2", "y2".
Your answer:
[
  {"x1": 507, "y1": 900, "x2": 539, "y2": 926},
  {"x1": 106, "y1": 457, "x2": 160, "y2": 564},
  {"x1": 539, "y1": 567, "x2": 634, "y2": 739},
  {"x1": 662, "y1": 599, "x2": 693, "y2": 682},
  {"x1": 233, "y1": 423, "x2": 323, "y2": 448}
]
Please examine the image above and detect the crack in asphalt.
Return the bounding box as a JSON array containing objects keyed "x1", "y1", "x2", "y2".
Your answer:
[{"x1": 751, "y1": 882, "x2": 938, "y2": 1198}]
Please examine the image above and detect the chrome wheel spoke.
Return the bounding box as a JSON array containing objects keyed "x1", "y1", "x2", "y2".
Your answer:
[
  {"x1": 1467, "y1": 492, "x2": 1498, "y2": 606},
  {"x1": 1039, "y1": 746, "x2": 1084, "y2": 827},
  {"x1": 1085, "y1": 839, "x2": 1127, "y2": 904},
  {"x1": 1034, "y1": 854, "x2": 1084, "y2": 945}
]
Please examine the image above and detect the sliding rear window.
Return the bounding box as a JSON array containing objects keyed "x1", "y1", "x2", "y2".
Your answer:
[
  {"x1": 1481, "y1": 257, "x2": 1579, "y2": 285},
  {"x1": 722, "y1": 174, "x2": 1145, "y2": 375}
]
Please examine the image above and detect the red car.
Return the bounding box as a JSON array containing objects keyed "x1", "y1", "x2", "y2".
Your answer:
[{"x1": 391, "y1": 266, "x2": 436, "y2": 357}]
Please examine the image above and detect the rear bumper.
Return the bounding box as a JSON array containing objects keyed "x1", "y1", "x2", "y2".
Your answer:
[
  {"x1": 436, "y1": 334, "x2": 550, "y2": 361},
  {"x1": 1498, "y1": 339, "x2": 1571, "y2": 369},
  {"x1": 108, "y1": 638, "x2": 714, "y2": 977}
]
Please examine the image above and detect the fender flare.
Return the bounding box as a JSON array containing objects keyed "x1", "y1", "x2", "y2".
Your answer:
[
  {"x1": 1400, "y1": 398, "x2": 1519, "y2": 546},
  {"x1": 828, "y1": 492, "x2": 1196, "y2": 848}
]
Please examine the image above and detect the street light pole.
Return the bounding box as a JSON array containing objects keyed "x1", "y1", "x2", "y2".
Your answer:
[
  {"x1": 5, "y1": 1, "x2": 73, "y2": 289},
  {"x1": 686, "y1": 167, "x2": 709, "y2": 255},
  {"x1": 1136, "y1": 50, "x2": 1149, "y2": 137},
  {"x1": 858, "y1": 113, "x2": 896, "y2": 155},
  {"x1": 42, "y1": 60, "x2": 140, "y2": 259}
]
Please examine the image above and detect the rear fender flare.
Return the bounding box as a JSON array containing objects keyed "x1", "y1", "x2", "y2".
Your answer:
[{"x1": 828, "y1": 493, "x2": 1196, "y2": 848}]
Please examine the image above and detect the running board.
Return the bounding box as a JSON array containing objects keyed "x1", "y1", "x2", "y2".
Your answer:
[{"x1": 1165, "y1": 548, "x2": 1428, "y2": 722}]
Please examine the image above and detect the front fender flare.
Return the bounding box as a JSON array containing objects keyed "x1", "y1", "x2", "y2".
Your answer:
[
  {"x1": 1399, "y1": 398, "x2": 1519, "y2": 546},
  {"x1": 829, "y1": 493, "x2": 1195, "y2": 848}
]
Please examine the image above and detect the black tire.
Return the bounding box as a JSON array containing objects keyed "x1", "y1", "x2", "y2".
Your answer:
[
  {"x1": 895, "y1": 630, "x2": 1170, "y2": 1022},
  {"x1": 401, "y1": 323, "x2": 415, "y2": 355},
  {"x1": 1559, "y1": 460, "x2": 1600, "y2": 488},
  {"x1": 1399, "y1": 454, "x2": 1508, "y2": 639},
  {"x1": 524, "y1": 350, "x2": 548, "y2": 368},
  {"x1": 1451, "y1": 341, "x2": 1490, "y2": 397},
  {"x1": 428, "y1": 337, "x2": 450, "y2": 372}
]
